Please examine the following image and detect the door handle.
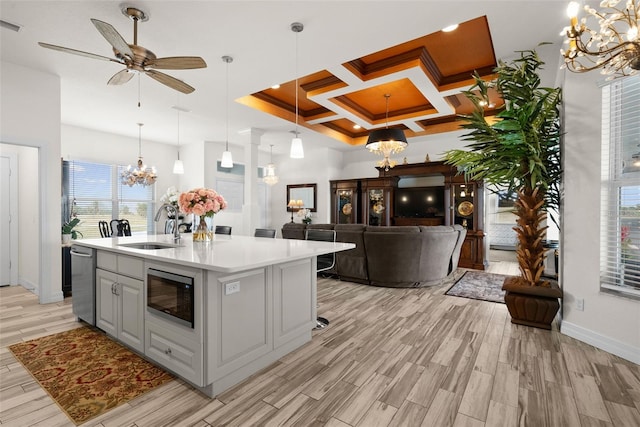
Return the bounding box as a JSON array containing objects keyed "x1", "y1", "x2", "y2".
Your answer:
[{"x1": 113, "y1": 283, "x2": 120, "y2": 296}]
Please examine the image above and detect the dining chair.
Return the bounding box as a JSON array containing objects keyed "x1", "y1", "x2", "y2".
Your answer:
[
  {"x1": 214, "y1": 225, "x2": 232, "y2": 235},
  {"x1": 98, "y1": 221, "x2": 111, "y2": 238},
  {"x1": 110, "y1": 219, "x2": 132, "y2": 237},
  {"x1": 305, "y1": 228, "x2": 336, "y2": 330},
  {"x1": 254, "y1": 228, "x2": 276, "y2": 238}
]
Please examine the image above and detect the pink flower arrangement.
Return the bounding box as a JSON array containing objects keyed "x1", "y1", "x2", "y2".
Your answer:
[{"x1": 178, "y1": 188, "x2": 227, "y2": 218}]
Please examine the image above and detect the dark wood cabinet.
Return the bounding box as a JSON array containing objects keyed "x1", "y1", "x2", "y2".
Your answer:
[
  {"x1": 329, "y1": 161, "x2": 486, "y2": 270},
  {"x1": 361, "y1": 177, "x2": 398, "y2": 226},
  {"x1": 330, "y1": 180, "x2": 360, "y2": 224}
]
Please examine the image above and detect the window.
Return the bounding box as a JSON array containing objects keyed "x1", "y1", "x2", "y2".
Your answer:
[
  {"x1": 63, "y1": 160, "x2": 155, "y2": 238},
  {"x1": 600, "y1": 75, "x2": 640, "y2": 298}
]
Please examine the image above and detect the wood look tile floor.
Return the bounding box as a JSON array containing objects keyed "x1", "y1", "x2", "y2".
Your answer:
[{"x1": 1, "y1": 262, "x2": 639, "y2": 426}]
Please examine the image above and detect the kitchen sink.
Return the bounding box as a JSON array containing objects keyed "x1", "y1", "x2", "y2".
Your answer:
[{"x1": 118, "y1": 242, "x2": 182, "y2": 250}]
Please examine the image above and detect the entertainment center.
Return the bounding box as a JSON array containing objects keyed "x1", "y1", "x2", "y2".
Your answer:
[{"x1": 330, "y1": 161, "x2": 486, "y2": 270}]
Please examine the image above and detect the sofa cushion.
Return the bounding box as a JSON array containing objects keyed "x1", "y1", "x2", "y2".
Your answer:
[
  {"x1": 307, "y1": 223, "x2": 335, "y2": 230},
  {"x1": 364, "y1": 231, "x2": 423, "y2": 287},
  {"x1": 365, "y1": 226, "x2": 420, "y2": 233},
  {"x1": 334, "y1": 224, "x2": 368, "y2": 283},
  {"x1": 417, "y1": 227, "x2": 458, "y2": 281},
  {"x1": 281, "y1": 223, "x2": 306, "y2": 240}
]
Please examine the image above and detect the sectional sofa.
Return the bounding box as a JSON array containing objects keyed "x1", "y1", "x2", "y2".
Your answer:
[{"x1": 282, "y1": 223, "x2": 467, "y2": 288}]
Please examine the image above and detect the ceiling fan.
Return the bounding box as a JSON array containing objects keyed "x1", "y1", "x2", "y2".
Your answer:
[{"x1": 38, "y1": 6, "x2": 206, "y2": 94}]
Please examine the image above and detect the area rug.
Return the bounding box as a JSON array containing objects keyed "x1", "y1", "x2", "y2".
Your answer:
[
  {"x1": 8, "y1": 327, "x2": 173, "y2": 425},
  {"x1": 445, "y1": 270, "x2": 512, "y2": 303}
]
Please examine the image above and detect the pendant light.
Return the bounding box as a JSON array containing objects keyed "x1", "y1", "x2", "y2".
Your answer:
[
  {"x1": 290, "y1": 22, "x2": 304, "y2": 159},
  {"x1": 365, "y1": 94, "x2": 408, "y2": 171},
  {"x1": 263, "y1": 144, "x2": 279, "y2": 185},
  {"x1": 173, "y1": 97, "x2": 184, "y2": 174},
  {"x1": 120, "y1": 123, "x2": 157, "y2": 187},
  {"x1": 221, "y1": 55, "x2": 234, "y2": 168}
]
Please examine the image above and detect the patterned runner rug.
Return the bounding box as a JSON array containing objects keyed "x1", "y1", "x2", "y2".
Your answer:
[
  {"x1": 445, "y1": 270, "x2": 512, "y2": 303},
  {"x1": 8, "y1": 326, "x2": 173, "y2": 425}
]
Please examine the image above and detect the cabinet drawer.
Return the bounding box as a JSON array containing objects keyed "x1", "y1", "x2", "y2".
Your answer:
[
  {"x1": 118, "y1": 255, "x2": 144, "y2": 279},
  {"x1": 96, "y1": 251, "x2": 144, "y2": 279},
  {"x1": 97, "y1": 251, "x2": 117, "y2": 272},
  {"x1": 145, "y1": 320, "x2": 203, "y2": 386}
]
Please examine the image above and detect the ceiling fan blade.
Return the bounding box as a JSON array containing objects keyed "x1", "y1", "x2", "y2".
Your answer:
[
  {"x1": 90, "y1": 18, "x2": 134, "y2": 58},
  {"x1": 38, "y1": 42, "x2": 121, "y2": 63},
  {"x1": 147, "y1": 56, "x2": 207, "y2": 70},
  {"x1": 107, "y1": 69, "x2": 135, "y2": 85},
  {"x1": 145, "y1": 70, "x2": 195, "y2": 94}
]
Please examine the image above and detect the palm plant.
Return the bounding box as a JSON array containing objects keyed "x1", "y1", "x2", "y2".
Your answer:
[{"x1": 445, "y1": 49, "x2": 562, "y2": 287}]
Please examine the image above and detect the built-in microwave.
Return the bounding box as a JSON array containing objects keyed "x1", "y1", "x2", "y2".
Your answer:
[{"x1": 147, "y1": 268, "x2": 194, "y2": 328}]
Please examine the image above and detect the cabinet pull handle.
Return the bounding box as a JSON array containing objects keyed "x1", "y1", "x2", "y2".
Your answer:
[
  {"x1": 114, "y1": 283, "x2": 120, "y2": 296},
  {"x1": 111, "y1": 283, "x2": 115, "y2": 295},
  {"x1": 165, "y1": 348, "x2": 172, "y2": 355}
]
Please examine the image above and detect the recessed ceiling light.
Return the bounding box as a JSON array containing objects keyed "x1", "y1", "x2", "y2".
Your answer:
[
  {"x1": 271, "y1": 84, "x2": 280, "y2": 89},
  {"x1": 442, "y1": 24, "x2": 458, "y2": 32},
  {"x1": 353, "y1": 124, "x2": 361, "y2": 129}
]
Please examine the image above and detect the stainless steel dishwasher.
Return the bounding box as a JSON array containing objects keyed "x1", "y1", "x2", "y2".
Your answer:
[{"x1": 70, "y1": 245, "x2": 96, "y2": 325}]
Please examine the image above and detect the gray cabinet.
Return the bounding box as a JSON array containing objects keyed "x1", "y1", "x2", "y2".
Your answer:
[{"x1": 95, "y1": 252, "x2": 145, "y2": 353}]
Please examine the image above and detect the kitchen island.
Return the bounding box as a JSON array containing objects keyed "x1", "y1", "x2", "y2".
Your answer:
[{"x1": 72, "y1": 233, "x2": 354, "y2": 397}]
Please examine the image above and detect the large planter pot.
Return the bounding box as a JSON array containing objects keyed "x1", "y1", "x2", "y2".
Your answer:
[{"x1": 502, "y1": 277, "x2": 563, "y2": 330}]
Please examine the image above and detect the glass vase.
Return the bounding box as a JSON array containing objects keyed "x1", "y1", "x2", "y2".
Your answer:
[{"x1": 193, "y1": 215, "x2": 213, "y2": 242}]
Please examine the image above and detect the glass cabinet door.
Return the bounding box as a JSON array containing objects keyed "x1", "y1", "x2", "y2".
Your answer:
[
  {"x1": 453, "y1": 184, "x2": 475, "y2": 229},
  {"x1": 368, "y1": 189, "x2": 385, "y2": 226},
  {"x1": 338, "y1": 190, "x2": 354, "y2": 224}
]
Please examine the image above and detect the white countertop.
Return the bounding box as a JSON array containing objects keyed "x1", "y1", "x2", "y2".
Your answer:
[{"x1": 72, "y1": 234, "x2": 355, "y2": 273}]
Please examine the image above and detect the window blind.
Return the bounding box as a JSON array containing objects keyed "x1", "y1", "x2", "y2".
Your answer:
[
  {"x1": 600, "y1": 75, "x2": 640, "y2": 298},
  {"x1": 62, "y1": 160, "x2": 155, "y2": 238}
]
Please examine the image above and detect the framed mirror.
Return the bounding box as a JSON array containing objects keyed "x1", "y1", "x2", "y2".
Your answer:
[{"x1": 287, "y1": 183, "x2": 317, "y2": 212}]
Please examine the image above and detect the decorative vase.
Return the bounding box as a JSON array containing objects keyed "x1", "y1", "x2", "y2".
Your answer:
[
  {"x1": 61, "y1": 234, "x2": 72, "y2": 245},
  {"x1": 193, "y1": 216, "x2": 213, "y2": 243}
]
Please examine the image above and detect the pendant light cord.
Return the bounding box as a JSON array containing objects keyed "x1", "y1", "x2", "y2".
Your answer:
[
  {"x1": 384, "y1": 94, "x2": 390, "y2": 129},
  {"x1": 137, "y1": 123, "x2": 143, "y2": 158},
  {"x1": 222, "y1": 56, "x2": 233, "y2": 152},
  {"x1": 295, "y1": 29, "x2": 299, "y2": 136},
  {"x1": 176, "y1": 96, "x2": 181, "y2": 160}
]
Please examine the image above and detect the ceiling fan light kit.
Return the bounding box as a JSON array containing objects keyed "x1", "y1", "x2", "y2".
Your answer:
[{"x1": 39, "y1": 7, "x2": 207, "y2": 94}]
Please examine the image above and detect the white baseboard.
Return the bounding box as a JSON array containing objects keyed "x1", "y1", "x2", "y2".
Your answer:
[
  {"x1": 561, "y1": 321, "x2": 640, "y2": 364},
  {"x1": 18, "y1": 277, "x2": 38, "y2": 295}
]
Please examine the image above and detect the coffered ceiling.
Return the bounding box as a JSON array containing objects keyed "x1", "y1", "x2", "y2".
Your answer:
[
  {"x1": 0, "y1": 1, "x2": 567, "y2": 154},
  {"x1": 239, "y1": 16, "x2": 504, "y2": 146}
]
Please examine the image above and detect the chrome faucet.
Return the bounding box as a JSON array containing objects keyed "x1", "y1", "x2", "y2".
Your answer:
[{"x1": 155, "y1": 203, "x2": 181, "y2": 242}]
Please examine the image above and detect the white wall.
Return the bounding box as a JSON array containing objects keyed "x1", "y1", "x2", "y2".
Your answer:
[
  {"x1": 1, "y1": 61, "x2": 61, "y2": 303},
  {"x1": 561, "y1": 69, "x2": 640, "y2": 363}
]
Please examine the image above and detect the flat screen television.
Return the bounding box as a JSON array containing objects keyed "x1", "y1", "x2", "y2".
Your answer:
[{"x1": 394, "y1": 186, "x2": 445, "y2": 218}]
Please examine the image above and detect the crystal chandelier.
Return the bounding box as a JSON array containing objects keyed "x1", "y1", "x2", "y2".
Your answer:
[
  {"x1": 263, "y1": 144, "x2": 279, "y2": 185},
  {"x1": 365, "y1": 94, "x2": 408, "y2": 171},
  {"x1": 121, "y1": 123, "x2": 157, "y2": 187},
  {"x1": 562, "y1": 0, "x2": 640, "y2": 78}
]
